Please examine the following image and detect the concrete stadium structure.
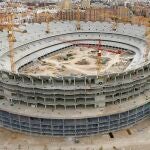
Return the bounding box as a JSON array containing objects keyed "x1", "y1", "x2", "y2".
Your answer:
[{"x1": 0, "y1": 21, "x2": 149, "y2": 136}]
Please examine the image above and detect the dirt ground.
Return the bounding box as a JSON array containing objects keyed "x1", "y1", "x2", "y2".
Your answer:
[
  {"x1": 0, "y1": 119, "x2": 149, "y2": 150},
  {"x1": 20, "y1": 46, "x2": 132, "y2": 76}
]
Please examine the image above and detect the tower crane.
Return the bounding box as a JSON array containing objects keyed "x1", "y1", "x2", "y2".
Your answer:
[
  {"x1": 76, "y1": 5, "x2": 80, "y2": 30},
  {"x1": 45, "y1": 12, "x2": 51, "y2": 33},
  {"x1": 34, "y1": 11, "x2": 51, "y2": 33},
  {"x1": 8, "y1": 23, "x2": 16, "y2": 73},
  {"x1": 35, "y1": 8, "x2": 80, "y2": 33},
  {"x1": 96, "y1": 40, "x2": 103, "y2": 77},
  {"x1": 34, "y1": 5, "x2": 80, "y2": 33},
  {"x1": 145, "y1": 20, "x2": 150, "y2": 61},
  {"x1": 112, "y1": 18, "x2": 118, "y2": 31},
  {"x1": 0, "y1": 13, "x2": 26, "y2": 73},
  {"x1": 0, "y1": 13, "x2": 16, "y2": 73},
  {"x1": 111, "y1": 5, "x2": 118, "y2": 31}
]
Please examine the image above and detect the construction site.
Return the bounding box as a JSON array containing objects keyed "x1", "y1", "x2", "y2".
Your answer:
[
  {"x1": 20, "y1": 45, "x2": 133, "y2": 76},
  {"x1": 0, "y1": 0, "x2": 149, "y2": 149}
]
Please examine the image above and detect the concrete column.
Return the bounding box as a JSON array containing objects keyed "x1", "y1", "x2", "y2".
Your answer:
[
  {"x1": 74, "y1": 77, "x2": 75, "y2": 86},
  {"x1": 62, "y1": 120, "x2": 65, "y2": 136},
  {"x1": 129, "y1": 73, "x2": 132, "y2": 80},
  {"x1": 62, "y1": 77, "x2": 65, "y2": 86},
  {"x1": 54, "y1": 103, "x2": 56, "y2": 110},
  {"x1": 147, "y1": 65, "x2": 149, "y2": 73},
  {"x1": 127, "y1": 110, "x2": 129, "y2": 125},
  {"x1": 112, "y1": 94, "x2": 115, "y2": 102},
  {"x1": 22, "y1": 77, "x2": 25, "y2": 83},
  {"x1": 52, "y1": 78, "x2": 54, "y2": 86},
  {"x1": 88, "y1": 78, "x2": 91, "y2": 84},
  {"x1": 114, "y1": 76, "x2": 117, "y2": 83},
  {"x1": 68, "y1": 79, "x2": 71, "y2": 85},
  {"x1": 84, "y1": 77, "x2": 87, "y2": 86},
  {"x1": 30, "y1": 78, "x2": 34, "y2": 85},
  {"x1": 75, "y1": 104, "x2": 76, "y2": 110},
  {"x1": 35, "y1": 97, "x2": 38, "y2": 108},
  {"x1": 44, "y1": 98, "x2": 46, "y2": 109},
  {"x1": 18, "y1": 115, "x2": 21, "y2": 132}
]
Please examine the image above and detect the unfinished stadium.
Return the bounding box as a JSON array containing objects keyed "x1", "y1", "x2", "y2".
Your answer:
[{"x1": 0, "y1": 18, "x2": 150, "y2": 136}]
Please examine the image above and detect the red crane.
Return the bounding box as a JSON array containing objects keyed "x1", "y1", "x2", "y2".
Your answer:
[{"x1": 55, "y1": 37, "x2": 125, "y2": 76}]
